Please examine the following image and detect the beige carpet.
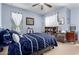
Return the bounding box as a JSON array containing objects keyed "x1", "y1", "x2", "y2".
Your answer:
[
  {"x1": 0, "y1": 46, "x2": 8, "y2": 55},
  {"x1": 44, "y1": 42, "x2": 79, "y2": 55}
]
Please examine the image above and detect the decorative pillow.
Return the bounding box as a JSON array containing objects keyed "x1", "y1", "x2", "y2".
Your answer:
[
  {"x1": 0, "y1": 29, "x2": 12, "y2": 44},
  {"x1": 12, "y1": 33, "x2": 20, "y2": 43}
]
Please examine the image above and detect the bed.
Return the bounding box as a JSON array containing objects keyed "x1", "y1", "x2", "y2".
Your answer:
[{"x1": 0, "y1": 29, "x2": 58, "y2": 55}]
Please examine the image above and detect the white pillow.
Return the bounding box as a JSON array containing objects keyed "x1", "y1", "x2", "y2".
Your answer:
[{"x1": 12, "y1": 33, "x2": 20, "y2": 43}]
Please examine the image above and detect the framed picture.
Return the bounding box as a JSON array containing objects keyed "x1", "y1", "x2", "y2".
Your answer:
[{"x1": 26, "y1": 17, "x2": 34, "y2": 25}]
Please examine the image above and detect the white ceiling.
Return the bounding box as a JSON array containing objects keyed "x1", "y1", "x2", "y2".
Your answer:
[{"x1": 5, "y1": 3, "x2": 79, "y2": 15}]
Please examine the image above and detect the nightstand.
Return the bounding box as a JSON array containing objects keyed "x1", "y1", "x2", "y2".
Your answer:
[{"x1": 57, "y1": 33, "x2": 66, "y2": 43}]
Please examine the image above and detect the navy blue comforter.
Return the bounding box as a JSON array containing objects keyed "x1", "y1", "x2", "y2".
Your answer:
[{"x1": 0, "y1": 29, "x2": 57, "y2": 55}]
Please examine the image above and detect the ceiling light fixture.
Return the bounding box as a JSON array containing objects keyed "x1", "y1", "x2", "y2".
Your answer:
[{"x1": 32, "y1": 3, "x2": 52, "y2": 10}]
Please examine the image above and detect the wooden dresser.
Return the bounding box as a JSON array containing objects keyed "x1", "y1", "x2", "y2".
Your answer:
[{"x1": 66, "y1": 32, "x2": 77, "y2": 42}]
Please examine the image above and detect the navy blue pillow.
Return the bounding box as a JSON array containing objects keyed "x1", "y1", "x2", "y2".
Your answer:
[
  {"x1": 0, "y1": 29, "x2": 12, "y2": 45},
  {"x1": 3, "y1": 29, "x2": 12, "y2": 44}
]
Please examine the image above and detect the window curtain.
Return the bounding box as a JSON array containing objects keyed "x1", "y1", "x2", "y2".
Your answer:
[{"x1": 12, "y1": 12, "x2": 22, "y2": 33}]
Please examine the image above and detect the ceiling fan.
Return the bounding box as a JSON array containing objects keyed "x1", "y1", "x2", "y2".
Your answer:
[{"x1": 32, "y1": 3, "x2": 52, "y2": 10}]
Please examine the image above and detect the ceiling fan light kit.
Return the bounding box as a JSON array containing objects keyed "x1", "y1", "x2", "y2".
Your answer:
[{"x1": 32, "y1": 3, "x2": 52, "y2": 10}]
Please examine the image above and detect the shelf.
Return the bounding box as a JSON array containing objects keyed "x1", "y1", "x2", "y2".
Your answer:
[{"x1": 45, "y1": 27, "x2": 58, "y2": 36}]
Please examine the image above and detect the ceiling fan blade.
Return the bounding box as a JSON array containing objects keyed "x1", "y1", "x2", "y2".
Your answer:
[
  {"x1": 44, "y1": 3, "x2": 52, "y2": 8},
  {"x1": 41, "y1": 5, "x2": 43, "y2": 10},
  {"x1": 32, "y1": 4, "x2": 39, "y2": 7}
]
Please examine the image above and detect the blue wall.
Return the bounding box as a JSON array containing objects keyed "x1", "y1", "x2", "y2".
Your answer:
[
  {"x1": 0, "y1": 3, "x2": 72, "y2": 34},
  {"x1": 1, "y1": 4, "x2": 44, "y2": 34},
  {"x1": 71, "y1": 8, "x2": 79, "y2": 32}
]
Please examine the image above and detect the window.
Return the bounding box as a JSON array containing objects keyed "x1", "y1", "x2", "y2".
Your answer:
[{"x1": 45, "y1": 14, "x2": 58, "y2": 27}]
